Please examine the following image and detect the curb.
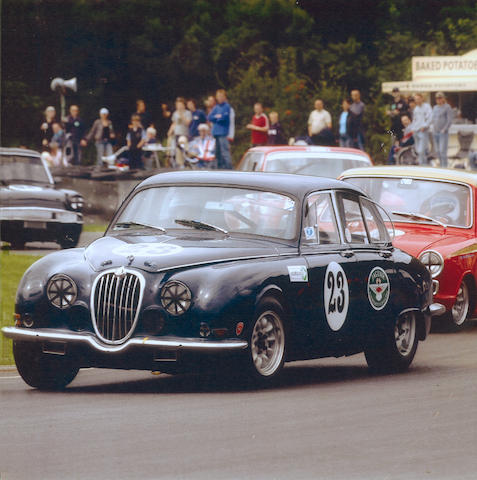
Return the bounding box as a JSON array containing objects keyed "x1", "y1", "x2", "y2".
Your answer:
[{"x1": 0, "y1": 365, "x2": 17, "y2": 372}]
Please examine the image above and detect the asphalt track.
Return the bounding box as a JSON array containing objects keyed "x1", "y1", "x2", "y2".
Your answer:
[{"x1": 1, "y1": 323, "x2": 476, "y2": 480}]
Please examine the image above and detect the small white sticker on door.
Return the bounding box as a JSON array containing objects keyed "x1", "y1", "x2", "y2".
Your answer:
[
  {"x1": 287, "y1": 265, "x2": 308, "y2": 282},
  {"x1": 324, "y1": 262, "x2": 349, "y2": 331}
]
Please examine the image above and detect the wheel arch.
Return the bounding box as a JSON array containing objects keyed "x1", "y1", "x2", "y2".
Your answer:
[
  {"x1": 397, "y1": 307, "x2": 427, "y2": 341},
  {"x1": 461, "y1": 273, "x2": 476, "y2": 316}
]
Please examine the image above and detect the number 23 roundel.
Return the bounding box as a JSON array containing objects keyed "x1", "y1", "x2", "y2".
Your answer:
[{"x1": 324, "y1": 262, "x2": 349, "y2": 331}]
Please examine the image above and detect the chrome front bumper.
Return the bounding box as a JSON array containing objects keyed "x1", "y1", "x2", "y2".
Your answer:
[
  {"x1": 0, "y1": 207, "x2": 82, "y2": 224},
  {"x1": 2, "y1": 326, "x2": 248, "y2": 354}
]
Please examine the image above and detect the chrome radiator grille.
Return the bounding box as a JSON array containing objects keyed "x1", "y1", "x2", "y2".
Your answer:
[{"x1": 92, "y1": 269, "x2": 144, "y2": 343}]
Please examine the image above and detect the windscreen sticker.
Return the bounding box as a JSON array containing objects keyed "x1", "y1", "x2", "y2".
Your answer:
[
  {"x1": 288, "y1": 265, "x2": 308, "y2": 282},
  {"x1": 112, "y1": 243, "x2": 183, "y2": 257},
  {"x1": 367, "y1": 267, "x2": 390, "y2": 311},
  {"x1": 324, "y1": 262, "x2": 349, "y2": 331},
  {"x1": 304, "y1": 226, "x2": 315, "y2": 240}
]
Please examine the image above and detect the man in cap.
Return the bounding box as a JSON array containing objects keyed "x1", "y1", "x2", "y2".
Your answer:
[
  {"x1": 386, "y1": 87, "x2": 409, "y2": 140},
  {"x1": 188, "y1": 123, "x2": 216, "y2": 169},
  {"x1": 431, "y1": 92, "x2": 453, "y2": 168}
]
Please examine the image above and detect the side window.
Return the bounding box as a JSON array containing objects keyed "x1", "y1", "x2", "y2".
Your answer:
[
  {"x1": 360, "y1": 197, "x2": 391, "y2": 244},
  {"x1": 303, "y1": 193, "x2": 340, "y2": 245},
  {"x1": 341, "y1": 196, "x2": 368, "y2": 244}
]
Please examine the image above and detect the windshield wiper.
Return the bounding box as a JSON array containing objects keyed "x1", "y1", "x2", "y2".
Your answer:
[
  {"x1": 392, "y1": 211, "x2": 446, "y2": 228},
  {"x1": 113, "y1": 221, "x2": 166, "y2": 232},
  {"x1": 174, "y1": 219, "x2": 228, "y2": 234}
]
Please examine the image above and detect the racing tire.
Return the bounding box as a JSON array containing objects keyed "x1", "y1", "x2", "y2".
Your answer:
[
  {"x1": 13, "y1": 341, "x2": 79, "y2": 390},
  {"x1": 364, "y1": 311, "x2": 418, "y2": 373},
  {"x1": 447, "y1": 281, "x2": 470, "y2": 331},
  {"x1": 241, "y1": 297, "x2": 287, "y2": 384}
]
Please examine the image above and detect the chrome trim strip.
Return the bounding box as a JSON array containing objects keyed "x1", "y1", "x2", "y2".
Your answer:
[
  {"x1": 2, "y1": 327, "x2": 248, "y2": 353},
  {"x1": 0, "y1": 207, "x2": 82, "y2": 224},
  {"x1": 150, "y1": 252, "x2": 298, "y2": 273}
]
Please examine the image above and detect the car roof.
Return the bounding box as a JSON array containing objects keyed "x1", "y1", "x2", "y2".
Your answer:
[
  {"x1": 0, "y1": 147, "x2": 41, "y2": 158},
  {"x1": 139, "y1": 170, "x2": 363, "y2": 198},
  {"x1": 341, "y1": 165, "x2": 477, "y2": 187},
  {"x1": 246, "y1": 145, "x2": 372, "y2": 162}
]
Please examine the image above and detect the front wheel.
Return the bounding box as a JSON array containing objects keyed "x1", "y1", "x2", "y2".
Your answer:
[
  {"x1": 13, "y1": 341, "x2": 79, "y2": 390},
  {"x1": 242, "y1": 297, "x2": 286, "y2": 383},
  {"x1": 448, "y1": 281, "x2": 470, "y2": 330},
  {"x1": 365, "y1": 311, "x2": 418, "y2": 373}
]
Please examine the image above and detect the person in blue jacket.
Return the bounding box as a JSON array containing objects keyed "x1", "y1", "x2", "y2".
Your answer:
[{"x1": 207, "y1": 89, "x2": 232, "y2": 169}]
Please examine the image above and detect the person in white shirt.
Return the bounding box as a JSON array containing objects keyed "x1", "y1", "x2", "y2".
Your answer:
[
  {"x1": 307, "y1": 99, "x2": 332, "y2": 145},
  {"x1": 411, "y1": 93, "x2": 432, "y2": 165},
  {"x1": 188, "y1": 123, "x2": 216, "y2": 169}
]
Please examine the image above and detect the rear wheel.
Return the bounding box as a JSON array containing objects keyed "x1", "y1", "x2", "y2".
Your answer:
[
  {"x1": 242, "y1": 297, "x2": 286, "y2": 383},
  {"x1": 13, "y1": 341, "x2": 79, "y2": 390},
  {"x1": 365, "y1": 311, "x2": 418, "y2": 373}
]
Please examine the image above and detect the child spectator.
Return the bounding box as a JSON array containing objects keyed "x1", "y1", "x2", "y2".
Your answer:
[
  {"x1": 51, "y1": 122, "x2": 66, "y2": 148},
  {"x1": 127, "y1": 114, "x2": 146, "y2": 169},
  {"x1": 187, "y1": 99, "x2": 207, "y2": 139},
  {"x1": 338, "y1": 99, "x2": 352, "y2": 147},
  {"x1": 267, "y1": 111, "x2": 286, "y2": 145}
]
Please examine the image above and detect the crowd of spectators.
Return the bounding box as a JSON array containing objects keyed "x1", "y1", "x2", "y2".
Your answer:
[
  {"x1": 385, "y1": 88, "x2": 457, "y2": 166},
  {"x1": 39, "y1": 86, "x2": 460, "y2": 170}
]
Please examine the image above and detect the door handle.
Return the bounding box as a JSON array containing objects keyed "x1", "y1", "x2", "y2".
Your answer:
[
  {"x1": 379, "y1": 251, "x2": 392, "y2": 258},
  {"x1": 340, "y1": 250, "x2": 354, "y2": 258}
]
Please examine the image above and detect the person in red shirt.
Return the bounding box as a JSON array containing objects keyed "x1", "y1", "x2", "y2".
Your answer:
[{"x1": 246, "y1": 102, "x2": 269, "y2": 146}]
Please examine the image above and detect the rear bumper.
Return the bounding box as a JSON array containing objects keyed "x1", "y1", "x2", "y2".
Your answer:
[{"x1": 2, "y1": 326, "x2": 248, "y2": 355}]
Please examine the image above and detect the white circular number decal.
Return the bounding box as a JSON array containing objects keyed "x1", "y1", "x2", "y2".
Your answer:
[
  {"x1": 324, "y1": 262, "x2": 349, "y2": 331},
  {"x1": 112, "y1": 243, "x2": 183, "y2": 257}
]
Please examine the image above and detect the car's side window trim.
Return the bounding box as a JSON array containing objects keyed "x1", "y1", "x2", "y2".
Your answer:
[
  {"x1": 334, "y1": 190, "x2": 390, "y2": 249},
  {"x1": 359, "y1": 196, "x2": 394, "y2": 248},
  {"x1": 300, "y1": 190, "x2": 343, "y2": 250}
]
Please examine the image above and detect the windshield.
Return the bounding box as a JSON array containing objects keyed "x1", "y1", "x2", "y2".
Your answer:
[
  {"x1": 0, "y1": 155, "x2": 51, "y2": 184},
  {"x1": 111, "y1": 185, "x2": 298, "y2": 240},
  {"x1": 264, "y1": 153, "x2": 370, "y2": 178},
  {"x1": 345, "y1": 176, "x2": 472, "y2": 228}
]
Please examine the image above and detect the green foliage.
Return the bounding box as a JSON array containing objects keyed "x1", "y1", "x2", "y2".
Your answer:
[
  {"x1": 0, "y1": 252, "x2": 39, "y2": 364},
  {"x1": 2, "y1": 0, "x2": 477, "y2": 164}
]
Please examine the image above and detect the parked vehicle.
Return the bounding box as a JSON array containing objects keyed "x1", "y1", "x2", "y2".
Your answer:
[
  {"x1": 0, "y1": 148, "x2": 83, "y2": 248},
  {"x1": 3, "y1": 171, "x2": 441, "y2": 389},
  {"x1": 341, "y1": 166, "x2": 477, "y2": 329},
  {"x1": 237, "y1": 146, "x2": 372, "y2": 178}
]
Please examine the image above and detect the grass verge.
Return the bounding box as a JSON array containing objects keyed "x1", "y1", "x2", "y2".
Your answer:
[
  {"x1": 0, "y1": 251, "x2": 39, "y2": 365},
  {"x1": 83, "y1": 223, "x2": 108, "y2": 233}
]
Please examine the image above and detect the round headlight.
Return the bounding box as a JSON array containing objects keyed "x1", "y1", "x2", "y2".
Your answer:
[
  {"x1": 67, "y1": 194, "x2": 84, "y2": 212},
  {"x1": 160, "y1": 280, "x2": 192, "y2": 316},
  {"x1": 419, "y1": 250, "x2": 444, "y2": 278},
  {"x1": 47, "y1": 274, "x2": 78, "y2": 309}
]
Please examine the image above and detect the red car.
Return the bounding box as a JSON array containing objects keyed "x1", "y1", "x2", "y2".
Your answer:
[
  {"x1": 341, "y1": 166, "x2": 477, "y2": 329},
  {"x1": 237, "y1": 146, "x2": 372, "y2": 178}
]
